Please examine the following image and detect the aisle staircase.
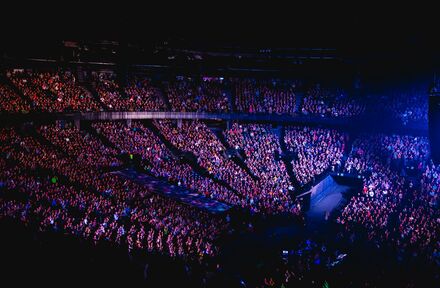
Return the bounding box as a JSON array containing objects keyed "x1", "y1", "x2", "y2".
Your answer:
[
  {"x1": 145, "y1": 121, "x2": 241, "y2": 196},
  {"x1": 210, "y1": 127, "x2": 259, "y2": 181},
  {"x1": 225, "y1": 79, "x2": 235, "y2": 112},
  {"x1": 278, "y1": 125, "x2": 301, "y2": 194},
  {"x1": 81, "y1": 82, "x2": 107, "y2": 110},
  {"x1": 156, "y1": 81, "x2": 172, "y2": 110},
  {"x1": 0, "y1": 76, "x2": 34, "y2": 109},
  {"x1": 294, "y1": 91, "x2": 304, "y2": 113}
]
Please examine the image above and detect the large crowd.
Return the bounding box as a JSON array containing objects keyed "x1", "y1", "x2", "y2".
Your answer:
[
  {"x1": 155, "y1": 120, "x2": 299, "y2": 214},
  {"x1": 0, "y1": 83, "x2": 31, "y2": 112},
  {"x1": 0, "y1": 125, "x2": 229, "y2": 260},
  {"x1": 1, "y1": 122, "x2": 439, "y2": 286},
  {"x1": 234, "y1": 78, "x2": 297, "y2": 114},
  {"x1": 93, "y1": 72, "x2": 166, "y2": 111},
  {"x1": 7, "y1": 70, "x2": 101, "y2": 112},
  {"x1": 301, "y1": 85, "x2": 365, "y2": 117},
  {"x1": 38, "y1": 122, "x2": 122, "y2": 168},
  {"x1": 422, "y1": 161, "x2": 440, "y2": 208},
  {"x1": 0, "y1": 69, "x2": 431, "y2": 128},
  {"x1": 284, "y1": 126, "x2": 347, "y2": 186},
  {"x1": 250, "y1": 133, "x2": 439, "y2": 287},
  {"x1": 374, "y1": 83, "x2": 429, "y2": 125},
  {"x1": 92, "y1": 121, "x2": 242, "y2": 206},
  {"x1": 166, "y1": 77, "x2": 230, "y2": 112},
  {"x1": 0, "y1": 67, "x2": 438, "y2": 286},
  {"x1": 340, "y1": 134, "x2": 439, "y2": 265},
  {"x1": 224, "y1": 123, "x2": 296, "y2": 211}
]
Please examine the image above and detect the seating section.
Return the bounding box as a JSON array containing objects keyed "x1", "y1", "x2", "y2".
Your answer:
[
  {"x1": 94, "y1": 72, "x2": 166, "y2": 111},
  {"x1": 0, "y1": 126, "x2": 227, "y2": 259},
  {"x1": 301, "y1": 85, "x2": 365, "y2": 117},
  {"x1": 234, "y1": 79, "x2": 297, "y2": 114},
  {"x1": 0, "y1": 67, "x2": 438, "y2": 287},
  {"x1": 340, "y1": 134, "x2": 438, "y2": 259},
  {"x1": 166, "y1": 77, "x2": 229, "y2": 112},
  {"x1": 224, "y1": 123, "x2": 296, "y2": 212},
  {"x1": 0, "y1": 69, "x2": 429, "y2": 127},
  {"x1": 0, "y1": 83, "x2": 31, "y2": 112},
  {"x1": 284, "y1": 126, "x2": 347, "y2": 186},
  {"x1": 8, "y1": 70, "x2": 101, "y2": 112},
  {"x1": 92, "y1": 121, "x2": 241, "y2": 205}
]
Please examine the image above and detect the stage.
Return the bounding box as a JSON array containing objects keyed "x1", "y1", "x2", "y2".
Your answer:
[{"x1": 305, "y1": 175, "x2": 356, "y2": 227}]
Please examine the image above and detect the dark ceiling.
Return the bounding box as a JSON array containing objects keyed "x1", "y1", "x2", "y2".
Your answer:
[{"x1": 1, "y1": 8, "x2": 438, "y2": 75}]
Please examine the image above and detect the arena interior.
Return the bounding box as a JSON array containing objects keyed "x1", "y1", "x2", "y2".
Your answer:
[{"x1": 0, "y1": 28, "x2": 439, "y2": 287}]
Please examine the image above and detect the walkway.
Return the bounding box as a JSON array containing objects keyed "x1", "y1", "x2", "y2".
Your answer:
[{"x1": 112, "y1": 169, "x2": 231, "y2": 214}]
